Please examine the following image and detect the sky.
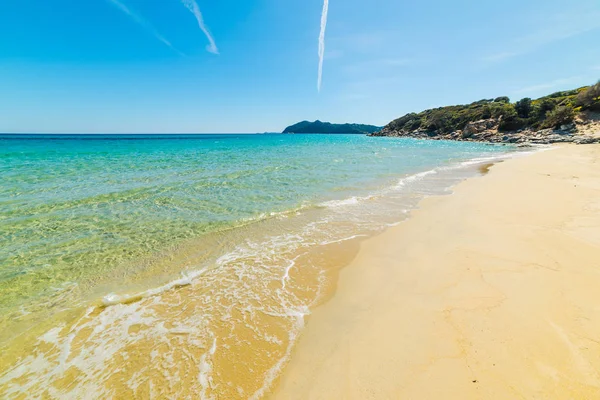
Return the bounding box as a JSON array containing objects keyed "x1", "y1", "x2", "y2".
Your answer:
[{"x1": 1, "y1": 0, "x2": 599, "y2": 133}]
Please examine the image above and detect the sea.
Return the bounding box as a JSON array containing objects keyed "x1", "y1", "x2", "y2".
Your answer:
[{"x1": 0, "y1": 133, "x2": 520, "y2": 398}]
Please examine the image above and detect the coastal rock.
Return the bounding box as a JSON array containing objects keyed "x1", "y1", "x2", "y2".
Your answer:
[
  {"x1": 560, "y1": 123, "x2": 577, "y2": 133},
  {"x1": 462, "y1": 119, "x2": 498, "y2": 139},
  {"x1": 461, "y1": 130, "x2": 474, "y2": 139},
  {"x1": 574, "y1": 136, "x2": 600, "y2": 145},
  {"x1": 370, "y1": 124, "x2": 598, "y2": 146}
]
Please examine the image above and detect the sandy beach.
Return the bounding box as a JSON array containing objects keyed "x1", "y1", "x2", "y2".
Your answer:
[{"x1": 273, "y1": 144, "x2": 600, "y2": 399}]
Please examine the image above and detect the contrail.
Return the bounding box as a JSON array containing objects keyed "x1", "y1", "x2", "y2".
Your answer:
[
  {"x1": 181, "y1": 0, "x2": 219, "y2": 54},
  {"x1": 106, "y1": 0, "x2": 183, "y2": 55},
  {"x1": 317, "y1": 0, "x2": 329, "y2": 92}
]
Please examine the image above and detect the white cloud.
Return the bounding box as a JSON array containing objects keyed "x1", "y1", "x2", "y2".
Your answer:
[
  {"x1": 317, "y1": 0, "x2": 330, "y2": 92},
  {"x1": 106, "y1": 0, "x2": 183, "y2": 55},
  {"x1": 181, "y1": 0, "x2": 219, "y2": 54}
]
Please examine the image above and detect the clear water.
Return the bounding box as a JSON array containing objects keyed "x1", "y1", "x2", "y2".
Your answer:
[{"x1": 0, "y1": 134, "x2": 515, "y2": 398}]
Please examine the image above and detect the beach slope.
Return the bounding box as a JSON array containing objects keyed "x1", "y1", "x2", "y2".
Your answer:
[{"x1": 273, "y1": 144, "x2": 600, "y2": 399}]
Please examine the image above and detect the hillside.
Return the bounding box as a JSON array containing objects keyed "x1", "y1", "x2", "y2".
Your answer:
[
  {"x1": 372, "y1": 80, "x2": 600, "y2": 144},
  {"x1": 283, "y1": 120, "x2": 381, "y2": 134}
]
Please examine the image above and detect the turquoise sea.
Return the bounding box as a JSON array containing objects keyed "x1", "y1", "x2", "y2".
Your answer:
[{"x1": 0, "y1": 133, "x2": 517, "y2": 398}]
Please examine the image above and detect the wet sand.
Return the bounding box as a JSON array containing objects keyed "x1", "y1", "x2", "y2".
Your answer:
[{"x1": 273, "y1": 144, "x2": 600, "y2": 399}]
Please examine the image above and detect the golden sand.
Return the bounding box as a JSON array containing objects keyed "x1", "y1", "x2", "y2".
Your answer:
[{"x1": 273, "y1": 144, "x2": 600, "y2": 399}]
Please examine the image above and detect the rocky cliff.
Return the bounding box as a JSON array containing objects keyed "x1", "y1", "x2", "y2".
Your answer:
[
  {"x1": 371, "y1": 116, "x2": 600, "y2": 145},
  {"x1": 371, "y1": 81, "x2": 600, "y2": 145}
]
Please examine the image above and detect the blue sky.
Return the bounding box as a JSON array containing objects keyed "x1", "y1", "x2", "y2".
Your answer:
[{"x1": 1, "y1": 0, "x2": 599, "y2": 133}]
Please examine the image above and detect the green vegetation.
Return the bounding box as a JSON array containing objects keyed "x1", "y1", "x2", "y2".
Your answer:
[
  {"x1": 385, "y1": 80, "x2": 600, "y2": 134},
  {"x1": 283, "y1": 120, "x2": 382, "y2": 134},
  {"x1": 576, "y1": 81, "x2": 600, "y2": 112}
]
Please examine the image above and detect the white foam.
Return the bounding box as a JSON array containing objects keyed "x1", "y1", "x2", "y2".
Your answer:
[
  {"x1": 281, "y1": 254, "x2": 301, "y2": 290},
  {"x1": 198, "y1": 336, "x2": 217, "y2": 400},
  {"x1": 320, "y1": 234, "x2": 368, "y2": 246},
  {"x1": 39, "y1": 325, "x2": 65, "y2": 345},
  {"x1": 249, "y1": 306, "x2": 309, "y2": 400},
  {"x1": 319, "y1": 196, "x2": 365, "y2": 208},
  {"x1": 385, "y1": 220, "x2": 403, "y2": 227},
  {"x1": 394, "y1": 169, "x2": 438, "y2": 189},
  {"x1": 102, "y1": 269, "x2": 206, "y2": 307},
  {"x1": 317, "y1": 159, "x2": 490, "y2": 211}
]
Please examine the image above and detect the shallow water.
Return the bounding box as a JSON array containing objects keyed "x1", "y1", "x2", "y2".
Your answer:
[{"x1": 0, "y1": 134, "x2": 516, "y2": 398}]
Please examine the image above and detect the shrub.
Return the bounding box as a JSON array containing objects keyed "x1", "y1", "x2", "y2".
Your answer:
[
  {"x1": 406, "y1": 118, "x2": 422, "y2": 131},
  {"x1": 576, "y1": 81, "x2": 600, "y2": 111},
  {"x1": 488, "y1": 103, "x2": 517, "y2": 120},
  {"x1": 389, "y1": 113, "x2": 424, "y2": 132},
  {"x1": 515, "y1": 98, "x2": 533, "y2": 118},
  {"x1": 543, "y1": 105, "x2": 576, "y2": 129},
  {"x1": 499, "y1": 117, "x2": 527, "y2": 132},
  {"x1": 547, "y1": 89, "x2": 580, "y2": 98},
  {"x1": 426, "y1": 112, "x2": 452, "y2": 132},
  {"x1": 472, "y1": 99, "x2": 494, "y2": 105}
]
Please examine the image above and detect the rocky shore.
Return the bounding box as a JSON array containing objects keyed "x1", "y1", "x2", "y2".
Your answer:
[{"x1": 370, "y1": 116, "x2": 600, "y2": 145}]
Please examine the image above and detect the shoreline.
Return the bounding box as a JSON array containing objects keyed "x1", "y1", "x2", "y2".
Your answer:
[
  {"x1": 1, "y1": 139, "x2": 515, "y2": 399},
  {"x1": 272, "y1": 144, "x2": 600, "y2": 399}
]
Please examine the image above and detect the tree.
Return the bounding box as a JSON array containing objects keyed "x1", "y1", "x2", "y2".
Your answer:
[
  {"x1": 533, "y1": 98, "x2": 557, "y2": 120},
  {"x1": 515, "y1": 98, "x2": 533, "y2": 118},
  {"x1": 493, "y1": 103, "x2": 523, "y2": 131}
]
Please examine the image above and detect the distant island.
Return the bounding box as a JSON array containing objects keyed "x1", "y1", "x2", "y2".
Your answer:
[
  {"x1": 283, "y1": 120, "x2": 382, "y2": 134},
  {"x1": 372, "y1": 80, "x2": 600, "y2": 145}
]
